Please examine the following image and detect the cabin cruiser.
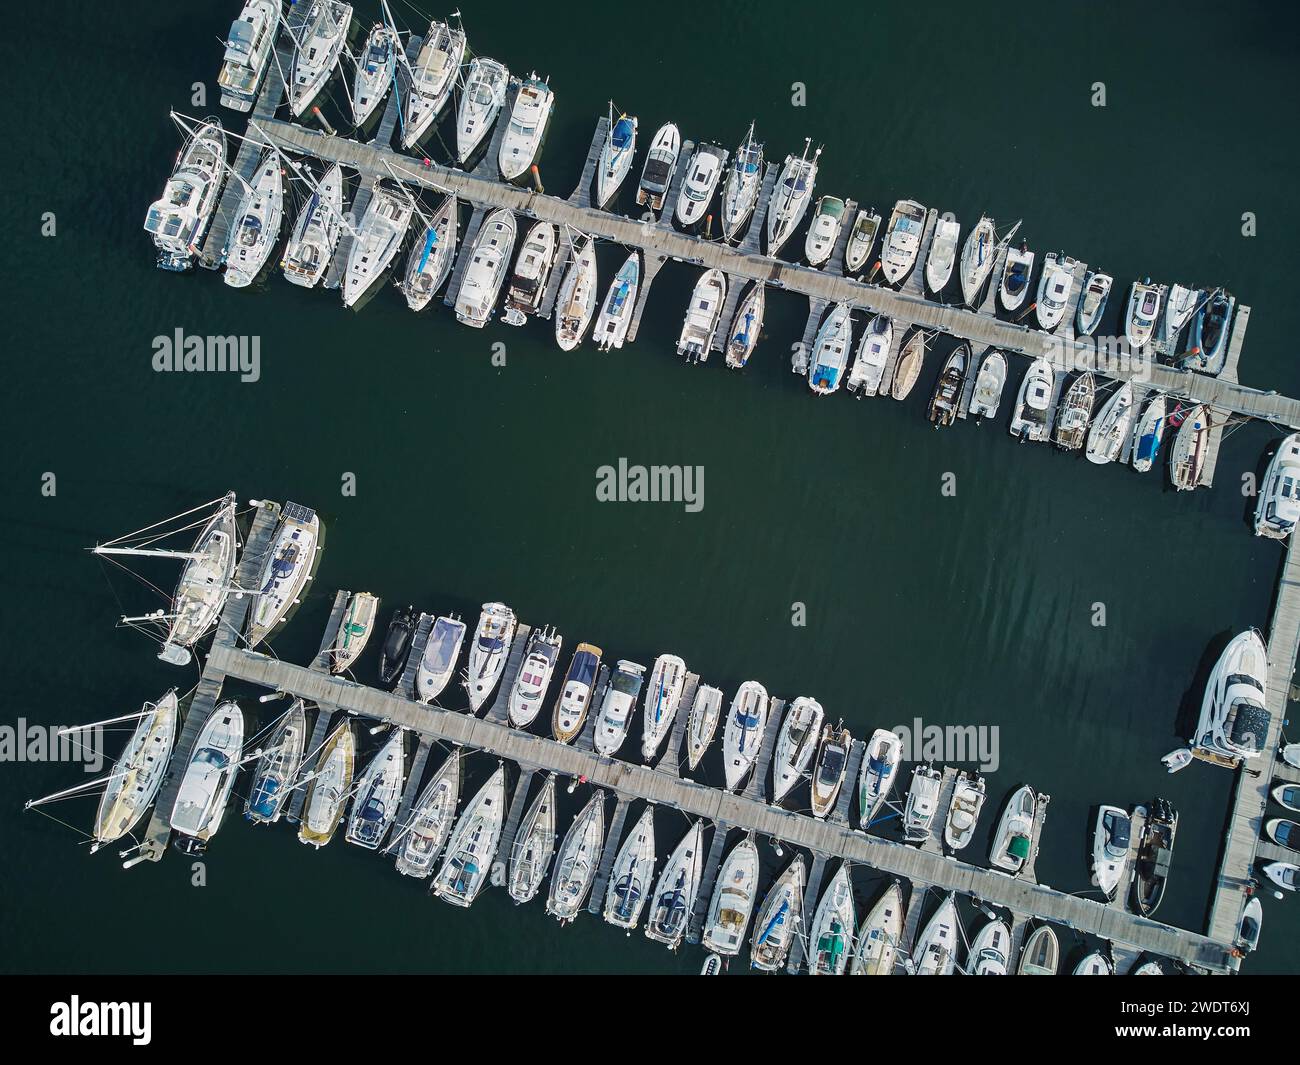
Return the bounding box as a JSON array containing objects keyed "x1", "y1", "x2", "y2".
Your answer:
[
  {"x1": 346, "y1": 728, "x2": 406, "y2": 849},
  {"x1": 808, "y1": 303, "x2": 852, "y2": 394},
  {"x1": 722, "y1": 681, "x2": 770, "y2": 791},
  {"x1": 913, "y1": 894, "x2": 959, "y2": 975},
  {"x1": 989, "y1": 784, "x2": 1036, "y2": 873},
  {"x1": 455, "y1": 58, "x2": 510, "y2": 164},
  {"x1": 1256, "y1": 433, "x2": 1300, "y2": 538},
  {"x1": 298, "y1": 722, "x2": 354, "y2": 848},
  {"x1": 890, "y1": 330, "x2": 926, "y2": 400},
  {"x1": 641, "y1": 653, "x2": 687, "y2": 761},
  {"x1": 927, "y1": 344, "x2": 967, "y2": 428},
  {"x1": 402, "y1": 19, "x2": 466, "y2": 148},
  {"x1": 1134, "y1": 798, "x2": 1177, "y2": 916},
  {"x1": 636, "y1": 122, "x2": 681, "y2": 213},
  {"x1": 352, "y1": 23, "x2": 398, "y2": 125},
  {"x1": 282, "y1": 162, "x2": 345, "y2": 288},
  {"x1": 846, "y1": 314, "x2": 891, "y2": 396},
  {"x1": 810, "y1": 723, "x2": 850, "y2": 819},
  {"x1": 245, "y1": 502, "x2": 319, "y2": 648},
  {"x1": 91, "y1": 691, "x2": 178, "y2": 848},
  {"x1": 805, "y1": 196, "x2": 845, "y2": 266},
  {"x1": 593, "y1": 252, "x2": 639, "y2": 351},
  {"x1": 1092, "y1": 804, "x2": 1132, "y2": 899},
  {"x1": 1191, "y1": 289, "x2": 1234, "y2": 373},
  {"x1": 401, "y1": 194, "x2": 458, "y2": 310},
  {"x1": 244, "y1": 700, "x2": 306, "y2": 825},
  {"x1": 416, "y1": 616, "x2": 467, "y2": 703},
  {"x1": 1130, "y1": 393, "x2": 1167, "y2": 473},
  {"x1": 1085, "y1": 381, "x2": 1135, "y2": 464},
  {"x1": 766, "y1": 141, "x2": 820, "y2": 255},
  {"x1": 750, "y1": 856, "x2": 805, "y2": 972},
  {"x1": 771, "y1": 697, "x2": 824, "y2": 803},
  {"x1": 851, "y1": 883, "x2": 903, "y2": 975},
  {"x1": 880, "y1": 199, "x2": 926, "y2": 284},
  {"x1": 722, "y1": 123, "x2": 764, "y2": 241},
  {"x1": 223, "y1": 150, "x2": 283, "y2": 288},
  {"x1": 1239, "y1": 897, "x2": 1263, "y2": 953},
  {"x1": 555, "y1": 235, "x2": 598, "y2": 350},
  {"x1": 843, "y1": 209, "x2": 881, "y2": 275},
  {"x1": 596, "y1": 107, "x2": 637, "y2": 207},
  {"x1": 508, "y1": 627, "x2": 562, "y2": 728},
  {"x1": 288, "y1": 1, "x2": 352, "y2": 117},
  {"x1": 1272, "y1": 784, "x2": 1300, "y2": 813},
  {"x1": 454, "y1": 207, "x2": 516, "y2": 327},
  {"x1": 553, "y1": 643, "x2": 602, "y2": 743},
  {"x1": 465, "y1": 603, "x2": 517, "y2": 712},
  {"x1": 1125, "y1": 279, "x2": 1165, "y2": 349},
  {"x1": 593, "y1": 660, "x2": 647, "y2": 755},
  {"x1": 1000, "y1": 242, "x2": 1034, "y2": 311},
  {"x1": 903, "y1": 764, "x2": 941, "y2": 843},
  {"x1": 1263, "y1": 861, "x2": 1298, "y2": 892},
  {"x1": 546, "y1": 793, "x2": 605, "y2": 923},
  {"x1": 676, "y1": 269, "x2": 727, "y2": 362},
  {"x1": 858, "y1": 728, "x2": 902, "y2": 827},
  {"x1": 968, "y1": 349, "x2": 1008, "y2": 420},
  {"x1": 1018, "y1": 926, "x2": 1059, "y2": 975},
  {"x1": 499, "y1": 73, "x2": 554, "y2": 181},
  {"x1": 507, "y1": 773, "x2": 556, "y2": 903},
  {"x1": 725, "y1": 282, "x2": 765, "y2": 368},
  {"x1": 701, "y1": 836, "x2": 760, "y2": 956},
  {"x1": 603, "y1": 806, "x2": 656, "y2": 929},
  {"x1": 143, "y1": 119, "x2": 227, "y2": 271},
  {"x1": 674, "y1": 147, "x2": 723, "y2": 228},
  {"x1": 394, "y1": 750, "x2": 460, "y2": 878},
  {"x1": 502, "y1": 220, "x2": 557, "y2": 325},
  {"x1": 943, "y1": 772, "x2": 985, "y2": 851},
  {"x1": 342, "y1": 182, "x2": 414, "y2": 308},
  {"x1": 968, "y1": 919, "x2": 1010, "y2": 975},
  {"x1": 1076, "y1": 270, "x2": 1113, "y2": 336},
  {"x1": 1266, "y1": 818, "x2": 1300, "y2": 852},
  {"x1": 645, "y1": 821, "x2": 704, "y2": 949},
  {"x1": 685, "y1": 684, "x2": 724, "y2": 770},
  {"x1": 1053, "y1": 372, "x2": 1095, "y2": 450},
  {"x1": 169, "y1": 700, "x2": 244, "y2": 854},
  {"x1": 1169, "y1": 403, "x2": 1211, "y2": 491},
  {"x1": 1035, "y1": 252, "x2": 1077, "y2": 330},
  {"x1": 808, "y1": 863, "x2": 855, "y2": 975},
  {"x1": 1162, "y1": 283, "x2": 1200, "y2": 350},
  {"x1": 217, "y1": 0, "x2": 279, "y2": 112},
  {"x1": 959, "y1": 215, "x2": 997, "y2": 306},
  {"x1": 1008, "y1": 358, "x2": 1055, "y2": 442},
  {"x1": 378, "y1": 605, "x2": 414, "y2": 687},
  {"x1": 924, "y1": 217, "x2": 959, "y2": 294},
  {"x1": 432, "y1": 764, "x2": 506, "y2": 908},
  {"x1": 1074, "y1": 951, "x2": 1112, "y2": 975}
]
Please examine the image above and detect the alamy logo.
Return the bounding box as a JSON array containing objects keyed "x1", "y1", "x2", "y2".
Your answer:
[
  {"x1": 49, "y1": 998, "x2": 151, "y2": 1045},
  {"x1": 0, "y1": 719, "x2": 102, "y2": 772},
  {"x1": 151, "y1": 328, "x2": 261, "y2": 382},
  {"x1": 891, "y1": 717, "x2": 999, "y2": 772},
  {"x1": 595, "y1": 458, "x2": 704, "y2": 513}
]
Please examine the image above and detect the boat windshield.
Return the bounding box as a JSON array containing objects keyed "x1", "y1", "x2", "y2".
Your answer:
[
  {"x1": 612, "y1": 671, "x2": 643, "y2": 697},
  {"x1": 426, "y1": 625, "x2": 462, "y2": 671}
]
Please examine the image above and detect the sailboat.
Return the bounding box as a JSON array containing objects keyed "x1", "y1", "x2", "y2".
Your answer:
[
  {"x1": 508, "y1": 627, "x2": 563, "y2": 728},
  {"x1": 288, "y1": 1, "x2": 352, "y2": 117},
  {"x1": 1053, "y1": 372, "x2": 1096, "y2": 451},
  {"x1": 342, "y1": 182, "x2": 414, "y2": 308},
  {"x1": 545, "y1": 792, "x2": 606, "y2": 923},
  {"x1": 846, "y1": 314, "x2": 892, "y2": 397},
  {"x1": 968, "y1": 919, "x2": 1011, "y2": 974},
  {"x1": 750, "y1": 855, "x2": 805, "y2": 972},
  {"x1": 809, "y1": 722, "x2": 851, "y2": 819},
  {"x1": 244, "y1": 699, "x2": 307, "y2": 825},
  {"x1": 593, "y1": 252, "x2": 640, "y2": 352},
  {"x1": 722, "y1": 122, "x2": 764, "y2": 241},
  {"x1": 858, "y1": 728, "x2": 902, "y2": 828},
  {"x1": 1161, "y1": 284, "x2": 1201, "y2": 351},
  {"x1": 401, "y1": 194, "x2": 459, "y2": 311},
  {"x1": 766, "y1": 140, "x2": 820, "y2": 255},
  {"x1": 351, "y1": 23, "x2": 399, "y2": 126},
  {"x1": 1169, "y1": 404, "x2": 1211, "y2": 491},
  {"x1": 771, "y1": 697, "x2": 824, "y2": 804},
  {"x1": 282, "y1": 162, "x2": 345, "y2": 288},
  {"x1": 217, "y1": 0, "x2": 279, "y2": 112},
  {"x1": 851, "y1": 883, "x2": 903, "y2": 975},
  {"x1": 722, "y1": 681, "x2": 770, "y2": 791},
  {"x1": 502, "y1": 221, "x2": 559, "y2": 325},
  {"x1": 595, "y1": 105, "x2": 638, "y2": 208},
  {"x1": 454, "y1": 207, "x2": 516, "y2": 327},
  {"x1": 508, "y1": 773, "x2": 558, "y2": 904},
  {"x1": 603, "y1": 806, "x2": 656, "y2": 929},
  {"x1": 645, "y1": 821, "x2": 704, "y2": 949},
  {"x1": 685, "y1": 684, "x2": 724, "y2": 771},
  {"x1": 143, "y1": 118, "x2": 227, "y2": 271},
  {"x1": 245, "y1": 502, "x2": 320, "y2": 649},
  {"x1": 169, "y1": 700, "x2": 244, "y2": 855},
  {"x1": 725, "y1": 282, "x2": 765, "y2": 368},
  {"x1": 641, "y1": 654, "x2": 688, "y2": 761},
  {"x1": 913, "y1": 893, "x2": 959, "y2": 975},
  {"x1": 636, "y1": 123, "x2": 681, "y2": 213},
  {"x1": 223, "y1": 150, "x2": 284, "y2": 288},
  {"x1": 402, "y1": 18, "x2": 466, "y2": 148},
  {"x1": 593, "y1": 660, "x2": 647, "y2": 756},
  {"x1": 890, "y1": 330, "x2": 927, "y2": 400},
  {"x1": 499, "y1": 72, "x2": 554, "y2": 181},
  {"x1": 416, "y1": 615, "x2": 467, "y2": 704},
  {"x1": 1129, "y1": 392, "x2": 1168, "y2": 474},
  {"x1": 455, "y1": 58, "x2": 510, "y2": 164},
  {"x1": 345, "y1": 728, "x2": 406, "y2": 849},
  {"x1": 701, "y1": 837, "x2": 760, "y2": 956},
  {"x1": 959, "y1": 215, "x2": 999, "y2": 306},
  {"x1": 555, "y1": 235, "x2": 599, "y2": 351},
  {"x1": 393, "y1": 749, "x2": 460, "y2": 878},
  {"x1": 432, "y1": 764, "x2": 507, "y2": 908},
  {"x1": 298, "y1": 721, "x2": 355, "y2": 848},
  {"x1": 1085, "y1": 381, "x2": 1136, "y2": 465},
  {"x1": 465, "y1": 602, "x2": 517, "y2": 713},
  {"x1": 808, "y1": 863, "x2": 855, "y2": 975}
]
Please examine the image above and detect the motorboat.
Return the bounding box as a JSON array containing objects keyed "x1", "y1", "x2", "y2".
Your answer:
[
  {"x1": 245, "y1": 502, "x2": 319, "y2": 648},
  {"x1": 701, "y1": 953, "x2": 722, "y2": 975},
  {"x1": 1130, "y1": 392, "x2": 1167, "y2": 473},
  {"x1": 288, "y1": 1, "x2": 352, "y2": 118},
  {"x1": 282, "y1": 162, "x2": 345, "y2": 288},
  {"x1": 593, "y1": 252, "x2": 640, "y2": 351},
  {"x1": 1074, "y1": 952, "x2": 1112, "y2": 975},
  {"x1": 725, "y1": 282, "x2": 765, "y2": 369},
  {"x1": 924, "y1": 217, "x2": 959, "y2": 294},
  {"x1": 880, "y1": 199, "x2": 926, "y2": 285},
  {"x1": 1191, "y1": 288, "x2": 1234, "y2": 373},
  {"x1": 553, "y1": 643, "x2": 602, "y2": 743},
  {"x1": 641, "y1": 653, "x2": 688, "y2": 762},
  {"x1": 455, "y1": 57, "x2": 510, "y2": 164},
  {"x1": 244, "y1": 699, "x2": 306, "y2": 825},
  {"x1": 1008, "y1": 358, "x2": 1055, "y2": 442},
  {"x1": 967, "y1": 349, "x2": 1008, "y2": 420},
  {"x1": 1017, "y1": 926, "x2": 1059, "y2": 975},
  {"x1": 403, "y1": 19, "x2": 466, "y2": 149},
  {"x1": 1273, "y1": 784, "x2": 1300, "y2": 813},
  {"x1": 416, "y1": 615, "x2": 467, "y2": 704},
  {"x1": 503, "y1": 220, "x2": 559, "y2": 326},
  {"x1": 1266, "y1": 818, "x2": 1300, "y2": 852},
  {"x1": 927, "y1": 343, "x2": 967, "y2": 428},
  {"x1": 807, "y1": 303, "x2": 852, "y2": 395},
  {"x1": 810, "y1": 723, "x2": 851, "y2": 819},
  {"x1": 144, "y1": 119, "x2": 228, "y2": 271},
  {"x1": 645, "y1": 821, "x2": 704, "y2": 949},
  {"x1": 968, "y1": 919, "x2": 1010, "y2": 975},
  {"x1": 722, "y1": 122, "x2": 764, "y2": 241},
  {"x1": 401, "y1": 194, "x2": 459, "y2": 311},
  {"x1": 345, "y1": 728, "x2": 406, "y2": 850},
  {"x1": 298, "y1": 721, "x2": 354, "y2": 848},
  {"x1": 546, "y1": 792, "x2": 606, "y2": 923},
  {"x1": 1285, "y1": 744, "x2": 1300, "y2": 770},
  {"x1": 808, "y1": 863, "x2": 855, "y2": 976},
  {"x1": 903, "y1": 764, "x2": 941, "y2": 844},
  {"x1": 858, "y1": 728, "x2": 902, "y2": 828},
  {"x1": 943, "y1": 771, "x2": 986, "y2": 851},
  {"x1": 595, "y1": 106, "x2": 637, "y2": 208},
  {"x1": 890, "y1": 330, "x2": 926, "y2": 400},
  {"x1": 701, "y1": 836, "x2": 760, "y2": 956},
  {"x1": 989, "y1": 784, "x2": 1036, "y2": 873},
  {"x1": 676, "y1": 269, "x2": 727, "y2": 362},
  {"x1": 1092, "y1": 804, "x2": 1132, "y2": 899},
  {"x1": 1000, "y1": 242, "x2": 1034, "y2": 311},
  {"x1": 508, "y1": 627, "x2": 562, "y2": 728},
  {"x1": 432, "y1": 764, "x2": 507, "y2": 908},
  {"x1": 1254, "y1": 433, "x2": 1300, "y2": 538},
  {"x1": 1125, "y1": 279, "x2": 1165, "y2": 349},
  {"x1": 913, "y1": 894, "x2": 959, "y2": 975},
  {"x1": 1239, "y1": 897, "x2": 1262, "y2": 953},
  {"x1": 674, "y1": 147, "x2": 723, "y2": 229},
  {"x1": 850, "y1": 883, "x2": 902, "y2": 975},
  {"x1": 771, "y1": 697, "x2": 824, "y2": 804},
  {"x1": 844, "y1": 209, "x2": 881, "y2": 275},
  {"x1": 217, "y1": 0, "x2": 279, "y2": 112},
  {"x1": 1263, "y1": 861, "x2": 1298, "y2": 892},
  {"x1": 1161, "y1": 283, "x2": 1201, "y2": 350},
  {"x1": 685, "y1": 684, "x2": 724, "y2": 770},
  {"x1": 352, "y1": 23, "x2": 398, "y2": 125},
  {"x1": 393, "y1": 749, "x2": 460, "y2": 878},
  {"x1": 766, "y1": 140, "x2": 820, "y2": 255},
  {"x1": 846, "y1": 314, "x2": 891, "y2": 396},
  {"x1": 377, "y1": 605, "x2": 414, "y2": 687},
  {"x1": 750, "y1": 856, "x2": 805, "y2": 972},
  {"x1": 554, "y1": 235, "x2": 598, "y2": 350},
  {"x1": 454, "y1": 207, "x2": 516, "y2": 327},
  {"x1": 1134, "y1": 797, "x2": 1177, "y2": 916},
  {"x1": 1075, "y1": 270, "x2": 1113, "y2": 336},
  {"x1": 593, "y1": 659, "x2": 647, "y2": 756},
  {"x1": 636, "y1": 122, "x2": 681, "y2": 213},
  {"x1": 499, "y1": 72, "x2": 554, "y2": 181},
  {"x1": 169, "y1": 700, "x2": 244, "y2": 854},
  {"x1": 722, "y1": 681, "x2": 770, "y2": 791},
  {"x1": 805, "y1": 195, "x2": 845, "y2": 266},
  {"x1": 465, "y1": 602, "x2": 517, "y2": 713},
  {"x1": 507, "y1": 773, "x2": 556, "y2": 903},
  {"x1": 959, "y1": 215, "x2": 997, "y2": 306},
  {"x1": 603, "y1": 806, "x2": 656, "y2": 929},
  {"x1": 342, "y1": 182, "x2": 414, "y2": 308},
  {"x1": 1053, "y1": 372, "x2": 1095, "y2": 450},
  {"x1": 1084, "y1": 381, "x2": 1135, "y2": 464},
  {"x1": 1169, "y1": 403, "x2": 1212, "y2": 491},
  {"x1": 1034, "y1": 252, "x2": 1077, "y2": 331},
  {"x1": 90, "y1": 691, "x2": 178, "y2": 848},
  {"x1": 1162, "y1": 747, "x2": 1193, "y2": 773}
]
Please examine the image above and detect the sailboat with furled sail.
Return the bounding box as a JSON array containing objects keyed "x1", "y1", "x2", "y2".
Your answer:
[
  {"x1": 546, "y1": 792, "x2": 606, "y2": 923},
  {"x1": 604, "y1": 806, "x2": 657, "y2": 929},
  {"x1": 345, "y1": 727, "x2": 406, "y2": 849},
  {"x1": 282, "y1": 162, "x2": 346, "y2": 289},
  {"x1": 143, "y1": 117, "x2": 228, "y2": 272},
  {"x1": 402, "y1": 17, "x2": 467, "y2": 149},
  {"x1": 244, "y1": 699, "x2": 307, "y2": 825},
  {"x1": 508, "y1": 773, "x2": 557, "y2": 904},
  {"x1": 766, "y1": 139, "x2": 820, "y2": 255},
  {"x1": 288, "y1": 1, "x2": 352, "y2": 118},
  {"x1": 432, "y1": 763, "x2": 507, "y2": 908},
  {"x1": 393, "y1": 749, "x2": 460, "y2": 878},
  {"x1": 342, "y1": 181, "x2": 414, "y2": 308},
  {"x1": 593, "y1": 252, "x2": 640, "y2": 352},
  {"x1": 555, "y1": 234, "x2": 599, "y2": 350},
  {"x1": 298, "y1": 721, "x2": 355, "y2": 849},
  {"x1": 401, "y1": 194, "x2": 458, "y2": 311},
  {"x1": 722, "y1": 122, "x2": 764, "y2": 242},
  {"x1": 685, "y1": 685, "x2": 724, "y2": 770},
  {"x1": 751, "y1": 855, "x2": 805, "y2": 972},
  {"x1": 245, "y1": 502, "x2": 320, "y2": 648},
  {"x1": 645, "y1": 820, "x2": 704, "y2": 949},
  {"x1": 725, "y1": 282, "x2": 765, "y2": 369},
  {"x1": 641, "y1": 653, "x2": 688, "y2": 761}
]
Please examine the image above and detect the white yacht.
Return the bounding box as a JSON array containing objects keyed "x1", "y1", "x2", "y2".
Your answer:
[
  {"x1": 701, "y1": 837, "x2": 760, "y2": 956},
  {"x1": 553, "y1": 643, "x2": 602, "y2": 744},
  {"x1": 143, "y1": 119, "x2": 227, "y2": 271},
  {"x1": 1130, "y1": 392, "x2": 1168, "y2": 473},
  {"x1": 968, "y1": 919, "x2": 1010, "y2": 975},
  {"x1": 1169, "y1": 403, "x2": 1212, "y2": 491},
  {"x1": 1193, "y1": 629, "x2": 1269, "y2": 760},
  {"x1": 454, "y1": 207, "x2": 516, "y2": 327},
  {"x1": 593, "y1": 252, "x2": 639, "y2": 351},
  {"x1": 596, "y1": 107, "x2": 637, "y2": 207},
  {"x1": 432, "y1": 764, "x2": 507, "y2": 908},
  {"x1": 959, "y1": 215, "x2": 997, "y2": 306},
  {"x1": 402, "y1": 19, "x2": 466, "y2": 148},
  {"x1": 880, "y1": 199, "x2": 926, "y2": 285},
  {"x1": 1084, "y1": 382, "x2": 1135, "y2": 464},
  {"x1": 394, "y1": 750, "x2": 460, "y2": 878},
  {"x1": 807, "y1": 303, "x2": 852, "y2": 395},
  {"x1": 989, "y1": 784, "x2": 1037, "y2": 873},
  {"x1": 913, "y1": 894, "x2": 959, "y2": 975},
  {"x1": 968, "y1": 349, "x2": 1008, "y2": 420},
  {"x1": 245, "y1": 502, "x2": 319, "y2": 648},
  {"x1": 674, "y1": 147, "x2": 723, "y2": 228},
  {"x1": 851, "y1": 883, "x2": 903, "y2": 975},
  {"x1": 676, "y1": 269, "x2": 727, "y2": 362},
  {"x1": 1008, "y1": 358, "x2": 1055, "y2": 442},
  {"x1": 1000, "y1": 243, "x2": 1035, "y2": 311},
  {"x1": 351, "y1": 23, "x2": 398, "y2": 125},
  {"x1": 499, "y1": 72, "x2": 554, "y2": 181},
  {"x1": 217, "y1": 0, "x2": 279, "y2": 112},
  {"x1": 455, "y1": 57, "x2": 510, "y2": 164},
  {"x1": 546, "y1": 792, "x2": 605, "y2": 924},
  {"x1": 508, "y1": 627, "x2": 563, "y2": 727},
  {"x1": 555, "y1": 235, "x2": 598, "y2": 350},
  {"x1": 1263, "y1": 861, "x2": 1298, "y2": 892},
  {"x1": 903, "y1": 764, "x2": 942, "y2": 844},
  {"x1": 943, "y1": 772, "x2": 986, "y2": 851},
  {"x1": 808, "y1": 863, "x2": 855, "y2": 975},
  {"x1": 636, "y1": 122, "x2": 681, "y2": 213},
  {"x1": 342, "y1": 182, "x2": 414, "y2": 308},
  {"x1": 1255, "y1": 433, "x2": 1300, "y2": 539},
  {"x1": 810, "y1": 723, "x2": 850, "y2": 819},
  {"x1": 223, "y1": 150, "x2": 283, "y2": 288},
  {"x1": 1034, "y1": 252, "x2": 1077, "y2": 330},
  {"x1": 466, "y1": 602, "x2": 517, "y2": 713},
  {"x1": 722, "y1": 681, "x2": 770, "y2": 791},
  {"x1": 645, "y1": 821, "x2": 704, "y2": 949},
  {"x1": 1161, "y1": 283, "x2": 1201, "y2": 350},
  {"x1": 750, "y1": 856, "x2": 805, "y2": 972},
  {"x1": 345, "y1": 728, "x2": 406, "y2": 850},
  {"x1": 502, "y1": 220, "x2": 558, "y2": 325},
  {"x1": 603, "y1": 806, "x2": 656, "y2": 929},
  {"x1": 766, "y1": 140, "x2": 820, "y2": 255},
  {"x1": 846, "y1": 314, "x2": 892, "y2": 397},
  {"x1": 1076, "y1": 270, "x2": 1113, "y2": 336},
  {"x1": 1018, "y1": 926, "x2": 1060, "y2": 974},
  {"x1": 641, "y1": 653, "x2": 687, "y2": 761},
  {"x1": 401, "y1": 194, "x2": 458, "y2": 310},
  {"x1": 593, "y1": 660, "x2": 647, "y2": 756},
  {"x1": 924, "y1": 217, "x2": 960, "y2": 294},
  {"x1": 725, "y1": 281, "x2": 765, "y2": 369},
  {"x1": 858, "y1": 728, "x2": 902, "y2": 828},
  {"x1": 804, "y1": 195, "x2": 845, "y2": 266},
  {"x1": 282, "y1": 162, "x2": 345, "y2": 288},
  {"x1": 1092, "y1": 804, "x2": 1132, "y2": 899},
  {"x1": 416, "y1": 615, "x2": 467, "y2": 704},
  {"x1": 1125, "y1": 279, "x2": 1166, "y2": 349},
  {"x1": 771, "y1": 697, "x2": 824, "y2": 804},
  {"x1": 298, "y1": 722, "x2": 354, "y2": 848},
  {"x1": 169, "y1": 700, "x2": 244, "y2": 853},
  {"x1": 685, "y1": 684, "x2": 724, "y2": 770},
  {"x1": 244, "y1": 699, "x2": 306, "y2": 825},
  {"x1": 843, "y1": 208, "x2": 881, "y2": 275},
  {"x1": 722, "y1": 122, "x2": 764, "y2": 241},
  {"x1": 507, "y1": 773, "x2": 556, "y2": 903},
  {"x1": 288, "y1": 1, "x2": 352, "y2": 117},
  {"x1": 91, "y1": 691, "x2": 178, "y2": 848}
]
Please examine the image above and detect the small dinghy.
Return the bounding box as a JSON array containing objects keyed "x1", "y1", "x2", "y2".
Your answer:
[
  {"x1": 1035, "y1": 252, "x2": 1077, "y2": 331},
  {"x1": 346, "y1": 728, "x2": 407, "y2": 850},
  {"x1": 298, "y1": 721, "x2": 354, "y2": 848},
  {"x1": 466, "y1": 602, "x2": 518, "y2": 713},
  {"x1": 402, "y1": 195, "x2": 459, "y2": 311},
  {"x1": 990, "y1": 784, "x2": 1036, "y2": 874},
  {"x1": 676, "y1": 269, "x2": 727, "y2": 362},
  {"x1": 808, "y1": 863, "x2": 855, "y2": 975},
  {"x1": 244, "y1": 699, "x2": 307, "y2": 825},
  {"x1": 502, "y1": 220, "x2": 558, "y2": 325},
  {"x1": 1074, "y1": 951, "x2": 1112, "y2": 975},
  {"x1": 645, "y1": 821, "x2": 705, "y2": 949},
  {"x1": 507, "y1": 627, "x2": 562, "y2": 728},
  {"x1": 1053, "y1": 372, "x2": 1096, "y2": 451},
  {"x1": 725, "y1": 282, "x2": 765, "y2": 369},
  {"x1": 603, "y1": 805, "x2": 656, "y2": 929},
  {"x1": 1017, "y1": 925, "x2": 1059, "y2": 975},
  {"x1": 959, "y1": 215, "x2": 998, "y2": 306},
  {"x1": 378, "y1": 606, "x2": 415, "y2": 687},
  {"x1": 641, "y1": 653, "x2": 688, "y2": 762},
  {"x1": 807, "y1": 304, "x2": 853, "y2": 395},
  {"x1": 593, "y1": 252, "x2": 640, "y2": 352},
  {"x1": 805, "y1": 195, "x2": 845, "y2": 266},
  {"x1": 701, "y1": 836, "x2": 761, "y2": 956},
  {"x1": 1130, "y1": 392, "x2": 1168, "y2": 473},
  {"x1": 1125, "y1": 279, "x2": 1165, "y2": 348},
  {"x1": 722, "y1": 681, "x2": 771, "y2": 791},
  {"x1": 858, "y1": 728, "x2": 902, "y2": 828},
  {"x1": 1000, "y1": 242, "x2": 1034, "y2": 311},
  {"x1": 555, "y1": 236, "x2": 599, "y2": 351},
  {"x1": 1169, "y1": 404, "x2": 1211, "y2": 491},
  {"x1": 1263, "y1": 861, "x2": 1298, "y2": 892},
  {"x1": 596, "y1": 106, "x2": 638, "y2": 208},
  {"x1": 1008, "y1": 358, "x2": 1055, "y2": 442},
  {"x1": 750, "y1": 856, "x2": 806, "y2": 972},
  {"x1": 1092, "y1": 804, "x2": 1133, "y2": 899},
  {"x1": 636, "y1": 122, "x2": 681, "y2": 213},
  {"x1": 394, "y1": 750, "x2": 460, "y2": 878},
  {"x1": 352, "y1": 23, "x2": 398, "y2": 126},
  {"x1": 968, "y1": 918, "x2": 1010, "y2": 975},
  {"x1": 224, "y1": 151, "x2": 283, "y2": 289},
  {"x1": 685, "y1": 684, "x2": 724, "y2": 770},
  {"x1": 913, "y1": 893, "x2": 959, "y2": 975},
  {"x1": 809, "y1": 722, "x2": 851, "y2": 819},
  {"x1": 927, "y1": 343, "x2": 967, "y2": 428},
  {"x1": 851, "y1": 882, "x2": 903, "y2": 975},
  {"x1": 890, "y1": 330, "x2": 927, "y2": 400},
  {"x1": 968, "y1": 349, "x2": 1008, "y2": 420},
  {"x1": 943, "y1": 771, "x2": 986, "y2": 852},
  {"x1": 1085, "y1": 381, "x2": 1136, "y2": 465},
  {"x1": 416, "y1": 615, "x2": 467, "y2": 704},
  {"x1": 552, "y1": 643, "x2": 602, "y2": 744},
  {"x1": 546, "y1": 792, "x2": 606, "y2": 923},
  {"x1": 455, "y1": 57, "x2": 510, "y2": 165},
  {"x1": 925, "y1": 217, "x2": 960, "y2": 294},
  {"x1": 846, "y1": 314, "x2": 892, "y2": 397},
  {"x1": 330, "y1": 591, "x2": 379, "y2": 674},
  {"x1": 1075, "y1": 270, "x2": 1113, "y2": 336},
  {"x1": 1238, "y1": 897, "x2": 1263, "y2": 953},
  {"x1": 771, "y1": 697, "x2": 824, "y2": 804},
  {"x1": 700, "y1": 953, "x2": 723, "y2": 975},
  {"x1": 843, "y1": 208, "x2": 881, "y2": 275},
  {"x1": 1161, "y1": 747, "x2": 1192, "y2": 773}
]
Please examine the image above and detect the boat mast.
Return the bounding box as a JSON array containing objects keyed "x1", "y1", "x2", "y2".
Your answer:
[{"x1": 248, "y1": 119, "x2": 362, "y2": 240}]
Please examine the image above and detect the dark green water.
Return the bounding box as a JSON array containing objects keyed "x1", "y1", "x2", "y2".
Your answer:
[{"x1": 4, "y1": 0, "x2": 1299, "y2": 973}]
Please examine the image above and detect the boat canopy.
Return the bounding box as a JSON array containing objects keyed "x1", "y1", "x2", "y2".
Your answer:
[{"x1": 1009, "y1": 834, "x2": 1032, "y2": 860}]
